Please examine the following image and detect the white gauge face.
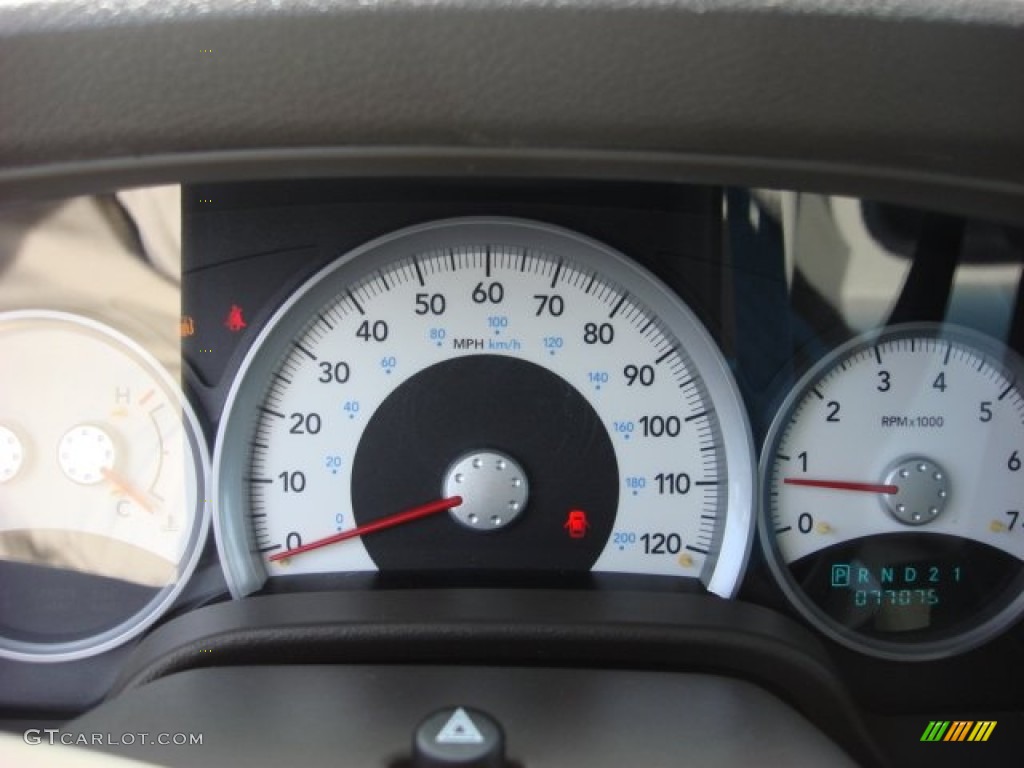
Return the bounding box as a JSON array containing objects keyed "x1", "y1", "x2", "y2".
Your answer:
[
  {"x1": 0, "y1": 426, "x2": 24, "y2": 483},
  {"x1": 215, "y1": 218, "x2": 754, "y2": 597},
  {"x1": 0, "y1": 311, "x2": 209, "y2": 662},
  {"x1": 761, "y1": 324, "x2": 1024, "y2": 659}
]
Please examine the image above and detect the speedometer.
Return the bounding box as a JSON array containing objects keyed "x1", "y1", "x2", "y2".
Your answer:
[{"x1": 214, "y1": 219, "x2": 753, "y2": 597}]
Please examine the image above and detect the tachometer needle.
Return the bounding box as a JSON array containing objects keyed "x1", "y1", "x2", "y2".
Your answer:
[
  {"x1": 268, "y1": 495, "x2": 464, "y2": 562},
  {"x1": 783, "y1": 478, "x2": 898, "y2": 494}
]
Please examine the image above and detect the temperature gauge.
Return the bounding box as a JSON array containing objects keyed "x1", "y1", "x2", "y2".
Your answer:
[
  {"x1": 0, "y1": 310, "x2": 209, "y2": 662},
  {"x1": 761, "y1": 324, "x2": 1024, "y2": 659}
]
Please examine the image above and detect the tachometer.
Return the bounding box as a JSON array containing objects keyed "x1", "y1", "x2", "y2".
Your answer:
[
  {"x1": 214, "y1": 219, "x2": 753, "y2": 597},
  {"x1": 761, "y1": 324, "x2": 1024, "y2": 659}
]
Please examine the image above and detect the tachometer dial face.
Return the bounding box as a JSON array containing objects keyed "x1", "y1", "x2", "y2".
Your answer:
[
  {"x1": 215, "y1": 218, "x2": 754, "y2": 597},
  {"x1": 0, "y1": 311, "x2": 209, "y2": 662},
  {"x1": 761, "y1": 324, "x2": 1024, "y2": 659}
]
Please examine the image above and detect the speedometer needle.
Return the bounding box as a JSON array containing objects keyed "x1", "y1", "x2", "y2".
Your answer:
[
  {"x1": 268, "y1": 495, "x2": 463, "y2": 562},
  {"x1": 784, "y1": 478, "x2": 898, "y2": 494}
]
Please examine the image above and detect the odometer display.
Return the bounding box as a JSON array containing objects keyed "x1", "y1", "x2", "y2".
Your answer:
[{"x1": 214, "y1": 219, "x2": 753, "y2": 597}]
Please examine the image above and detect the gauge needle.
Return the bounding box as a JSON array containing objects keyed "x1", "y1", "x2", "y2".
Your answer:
[
  {"x1": 268, "y1": 495, "x2": 464, "y2": 562},
  {"x1": 783, "y1": 478, "x2": 899, "y2": 494},
  {"x1": 101, "y1": 467, "x2": 156, "y2": 513}
]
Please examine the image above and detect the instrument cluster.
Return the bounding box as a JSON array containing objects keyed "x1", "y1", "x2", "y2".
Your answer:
[{"x1": 1, "y1": 180, "x2": 1022, "y2": 703}]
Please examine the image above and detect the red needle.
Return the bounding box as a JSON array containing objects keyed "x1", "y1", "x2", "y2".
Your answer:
[
  {"x1": 784, "y1": 478, "x2": 899, "y2": 495},
  {"x1": 268, "y1": 496, "x2": 463, "y2": 562}
]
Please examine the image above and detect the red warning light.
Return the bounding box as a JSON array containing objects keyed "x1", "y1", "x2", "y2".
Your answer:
[
  {"x1": 224, "y1": 304, "x2": 248, "y2": 333},
  {"x1": 564, "y1": 509, "x2": 589, "y2": 539}
]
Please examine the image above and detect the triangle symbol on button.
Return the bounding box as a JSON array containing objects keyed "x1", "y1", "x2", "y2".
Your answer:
[{"x1": 435, "y1": 707, "x2": 485, "y2": 744}]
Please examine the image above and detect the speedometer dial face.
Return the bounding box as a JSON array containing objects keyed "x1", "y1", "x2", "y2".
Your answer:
[
  {"x1": 214, "y1": 219, "x2": 754, "y2": 597},
  {"x1": 761, "y1": 324, "x2": 1024, "y2": 659}
]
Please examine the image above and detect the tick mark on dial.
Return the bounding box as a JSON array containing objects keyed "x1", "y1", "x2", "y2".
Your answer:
[
  {"x1": 550, "y1": 259, "x2": 563, "y2": 289},
  {"x1": 347, "y1": 291, "x2": 365, "y2": 315},
  {"x1": 294, "y1": 341, "x2": 317, "y2": 361},
  {"x1": 655, "y1": 347, "x2": 675, "y2": 365},
  {"x1": 609, "y1": 293, "x2": 627, "y2": 319}
]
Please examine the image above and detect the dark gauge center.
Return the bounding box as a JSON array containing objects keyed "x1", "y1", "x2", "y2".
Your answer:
[{"x1": 351, "y1": 355, "x2": 618, "y2": 571}]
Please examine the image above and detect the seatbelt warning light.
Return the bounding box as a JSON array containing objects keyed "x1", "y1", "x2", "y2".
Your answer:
[{"x1": 224, "y1": 305, "x2": 248, "y2": 333}]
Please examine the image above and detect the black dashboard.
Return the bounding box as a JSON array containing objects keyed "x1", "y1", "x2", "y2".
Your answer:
[{"x1": 1, "y1": 2, "x2": 1024, "y2": 767}]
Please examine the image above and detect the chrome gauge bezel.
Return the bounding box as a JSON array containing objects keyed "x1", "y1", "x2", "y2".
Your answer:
[
  {"x1": 214, "y1": 217, "x2": 755, "y2": 598},
  {"x1": 759, "y1": 322, "x2": 1024, "y2": 661},
  {"x1": 0, "y1": 310, "x2": 211, "y2": 663}
]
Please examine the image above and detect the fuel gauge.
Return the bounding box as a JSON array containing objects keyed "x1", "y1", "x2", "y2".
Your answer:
[
  {"x1": 0, "y1": 310, "x2": 209, "y2": 662},
  {"x1": 761, "y1": 324, "x2": 1024, "y2": 660}
]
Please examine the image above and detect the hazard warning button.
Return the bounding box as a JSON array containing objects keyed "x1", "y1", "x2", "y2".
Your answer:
[{"x1": 412, "y1": 706, "x2": 505, "y2": 767}]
